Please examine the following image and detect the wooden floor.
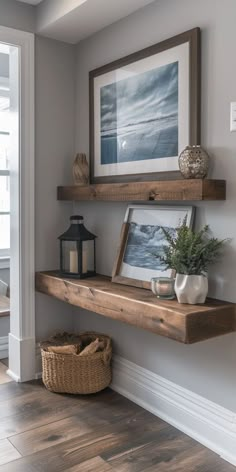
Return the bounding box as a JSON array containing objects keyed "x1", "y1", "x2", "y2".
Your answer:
[
  {"x1": 0, "y1": 379, "x2": 234, "y2": 471},
  {"x1": 0, "y1": 360, "x2": 11, "y2": 385}
]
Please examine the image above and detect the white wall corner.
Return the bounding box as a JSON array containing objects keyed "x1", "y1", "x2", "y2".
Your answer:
[
  {"x1": 111, "y1": 355, "x2": 236, "y2": 467},
  {"x1": 0, "y1": 336, "x2": 8, "y2": 360}
]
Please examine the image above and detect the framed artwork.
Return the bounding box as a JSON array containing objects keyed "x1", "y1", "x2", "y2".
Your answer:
[
  {"x1": 89, "y1": 28, "x2": 201, "y2": 184},
  {"x1": 112, "y1": 205, "x2": 195, "y2": 289}
]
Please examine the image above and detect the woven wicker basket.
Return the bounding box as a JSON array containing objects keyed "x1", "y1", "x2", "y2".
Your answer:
[{"x1": 41, "y1": 332, "x2": 112, "y2": 394}]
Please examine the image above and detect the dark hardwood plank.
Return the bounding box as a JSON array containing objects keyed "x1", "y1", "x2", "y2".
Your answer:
[
  {"x1": 7, "y1": 389, "x2": 151, "y2": 453},
  {"x1": 36, "y1": 272, "x2": 236, "y2": 344},
  {"x1": 142, "y1": 445, "x2": 236, "y2": 472},
  {"x1": 0, "y1": 385, "x2": 150, "y2": 441},
  {"x1": 9, "y1": 415, "x2": 92, "y2": 456},
  {"x1": 0, "y1": 381, "x2": 234, "y2": 472},
  {"x1": 0, "y1": 388, "x2": 127, "y2": 439},
  {"x1": 107, "y1": 433, "x2": 196, "y2": 471},
  {"x1": 0, "y1": 412, "x2": 170, "y2": 471},
  {"x1": 0, "y1": 439, "x2": 21, "y2": 466},
  {"x1": 0, "y1": 381, "x2": 33, "y2": 403},
  {"x1": 65, "y1": 457, "x2": 114, "y2": 471},
  {"x1": 0, "y1": 379, "x2": 110, "y2": 419},
  {"x1": 0, "y1": 385, "x2": 80, "y2": 422},
  {"x1": 0, "y1": 363, "x2": 12, "y2": 385}
]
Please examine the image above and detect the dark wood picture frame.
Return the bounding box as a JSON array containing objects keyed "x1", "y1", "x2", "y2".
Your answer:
[
  {"x1": 112, "y1": 205, "x2": 195, "y2": 290},
  {"x1": 112, "y1": 222, "x2": 152, "y2": 289},
  {"x1": 89, "y1": 27, "x2": 201, "y2": 184}
]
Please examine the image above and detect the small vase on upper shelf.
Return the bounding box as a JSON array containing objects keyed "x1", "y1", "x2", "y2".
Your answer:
[
  {"x1": 73, "y1": 153, "x2": 89, "y2": 186},
  {"x1": 178, "y1": 145, "x2": 210, "y2": 179}
]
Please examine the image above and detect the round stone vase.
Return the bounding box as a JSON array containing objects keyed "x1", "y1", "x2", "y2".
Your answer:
[
  {"x1": 178, "y1": 145, "x2": 209, "y2": 179},
  {"x1": 174, "y1": 274, "x2": 208, "y2": 305}
]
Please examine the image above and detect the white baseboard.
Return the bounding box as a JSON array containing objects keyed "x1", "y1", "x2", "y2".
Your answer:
[
  {"x1": 111, "y1": 355, "x2": 236, "y2": 467},
  {"x1": 8, "y1": 334, "x2": 36, "y2": 382},
  {"x1": 0, "y1": 336, "x2": 8, "y2": 360},
  {"x1": 6, "y1": 369, "x2": 20, "y2": 383}
]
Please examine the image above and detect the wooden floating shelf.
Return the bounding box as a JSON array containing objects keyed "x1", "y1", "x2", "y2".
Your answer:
[
  {"x1": 57, "y1": 179, "x2": 226, "y2": 202},
  {"x1": 35, "y1": 272, "x2": 235, "y2": 344}
]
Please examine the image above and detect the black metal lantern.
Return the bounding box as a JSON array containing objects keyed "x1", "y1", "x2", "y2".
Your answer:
[{"x1": 58, "y1": 215, "x2": 96, "y2": 279}]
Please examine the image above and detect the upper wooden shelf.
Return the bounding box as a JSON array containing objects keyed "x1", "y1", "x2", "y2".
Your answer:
[
  {"x1": 57, "y1": 179, "x2": 226, "y2": 202},
  {"x1": 35, "y1": 272, "x2": 235, "y2": 344}
]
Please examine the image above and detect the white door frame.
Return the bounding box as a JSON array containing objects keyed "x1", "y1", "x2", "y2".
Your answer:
[{"x1": 0, "y1": 26, "x2": 35, "y2": 382}]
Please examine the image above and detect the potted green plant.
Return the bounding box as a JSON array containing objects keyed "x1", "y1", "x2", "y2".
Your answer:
[{"x1": 155, "y1": 218, "x2": 228, "y2": 304}]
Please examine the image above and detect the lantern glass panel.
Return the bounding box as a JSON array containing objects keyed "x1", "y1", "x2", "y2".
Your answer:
[
  {"x1": 61, "y1": 240, "x2": 95, "y2": 276},
  {"x1": 84, "y1": 240, "x2": 95, "y2": 273},
  {"x1": 62, "y1": 240, "x2": 78, "y2": 274}
]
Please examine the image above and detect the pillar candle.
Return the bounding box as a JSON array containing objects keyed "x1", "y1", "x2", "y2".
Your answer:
[{"x1": 69, "y1": 250, "x2": 78, "y2": 273}]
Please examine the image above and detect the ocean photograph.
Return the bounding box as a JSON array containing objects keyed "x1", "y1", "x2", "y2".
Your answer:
[
  {"x1": 100, "y1": 61, "x2": 178, "y2": 165},
  {"x1": 123, "y1": 222, "x2": 176, "y2": 270}
]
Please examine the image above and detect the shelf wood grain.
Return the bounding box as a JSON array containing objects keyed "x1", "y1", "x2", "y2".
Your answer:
[
  {"x1": 57, "y1": 179, "x2": 226, "y2": 202},
  {"x1": 35, "y1": 272, "x2": 235, "y2": 344}
]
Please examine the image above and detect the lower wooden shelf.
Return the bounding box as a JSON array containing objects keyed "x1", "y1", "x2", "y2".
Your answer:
[{"x1": 35, "y1": 272, "x2": 236, "y2": 344}]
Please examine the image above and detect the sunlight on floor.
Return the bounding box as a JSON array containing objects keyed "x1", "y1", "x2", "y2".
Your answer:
[{"x1": 0, "y1": 360, "x2": 11, "y2": 385}]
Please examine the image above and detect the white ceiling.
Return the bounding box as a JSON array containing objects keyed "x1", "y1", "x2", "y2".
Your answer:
[
  {"x1": 16, "y1": 0, "x2": 43, "y2": 5},
  {"x1": 15, "y1": 0, "x2": 157, "y2": 43},
  {"x1": 36, "y1": 0, "x2": 157, "y2": 44}
]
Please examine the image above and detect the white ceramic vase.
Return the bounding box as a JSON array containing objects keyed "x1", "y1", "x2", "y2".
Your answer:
[{"x1": 174, "y1": 274, "x2": 208, "y2": 305}]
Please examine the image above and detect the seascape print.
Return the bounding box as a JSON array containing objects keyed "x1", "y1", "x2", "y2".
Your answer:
[
  {"x1": 123, "y1": 222, "x2": 176, "y2": 271},
  {"x1": 100, "y1": 61, "x2": 178, "y2": 165}
]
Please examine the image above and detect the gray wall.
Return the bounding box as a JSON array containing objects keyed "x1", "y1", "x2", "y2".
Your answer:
[
  {"x1": 0, "y1": 0, "x2": 35, "y2": 33},
  {"x1": 35, "y1": 36, "x2": 76, "y2": 340},
  {"x1": 74, "y1": 0, "x2": 236, "y2": 411}
]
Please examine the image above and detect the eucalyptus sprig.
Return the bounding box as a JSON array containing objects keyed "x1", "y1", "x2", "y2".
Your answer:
[{"x1": 154, "y1": 216, "x2": 228, "y2": 276}]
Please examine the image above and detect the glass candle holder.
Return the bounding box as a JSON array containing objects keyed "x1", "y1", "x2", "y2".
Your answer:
[{"x1": 151, "y1": 277, "x2": 175, "y2": 300}]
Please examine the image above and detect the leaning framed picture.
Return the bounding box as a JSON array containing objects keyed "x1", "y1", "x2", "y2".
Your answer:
[
  {"x1": 112, "y1": 205, "x2": 195, "y2": 289},
  {"x1": 89, "y1": 28, "x2": 201, "y2": 184}
]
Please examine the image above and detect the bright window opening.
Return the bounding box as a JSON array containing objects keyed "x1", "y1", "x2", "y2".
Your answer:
[{"x1": 0, "y1": 45, "x2": 10, "y2": 259}]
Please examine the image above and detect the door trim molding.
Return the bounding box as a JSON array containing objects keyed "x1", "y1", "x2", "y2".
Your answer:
[{"x1": 0, "y1": 26, "x2": 35, "y2": 382}]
